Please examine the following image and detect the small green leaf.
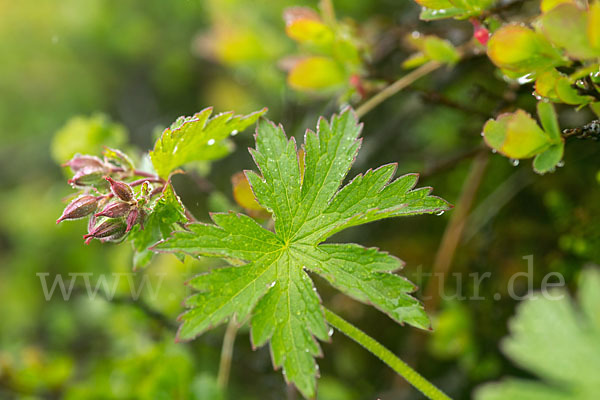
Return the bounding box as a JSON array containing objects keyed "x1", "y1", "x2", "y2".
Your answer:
[
  {"x1": 419, "y1": 7, "x2": 466, "y2": 20},
  {"x1": 130, "y1": 183, "x2": 188, "y2": 269},
  {"x1": 155, "y1": 108, "x2": 450, "y2": 398},
  {"x1": 483, "y1": 110, "x2": 552, "y2": 159},
  {"x1": 536, "y1": 101, "x2": 561, "y2": 142},
  {"x1": 424, "y1": 36, "x2": 460, "y2": 64},
  {"x1": 555, "y1": 77, "x2": 594, "y2": 105},
  {"x1": 533, "y1": 143, "x2": 564, "y2": 174},
  {"x1": 540, "y1": 3, "x2": 599, "y2": 60},
  {"x1": 150, "y1": 107, "x2": 267, "y2": 179}
]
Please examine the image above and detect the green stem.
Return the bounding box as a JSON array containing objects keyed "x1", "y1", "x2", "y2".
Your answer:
[
  {"x1": 323, "y1": 308, "x2": 452, "y2": 400},
  {"x1": 217, "y1": 318, "x2": 240, "y2": 391}
]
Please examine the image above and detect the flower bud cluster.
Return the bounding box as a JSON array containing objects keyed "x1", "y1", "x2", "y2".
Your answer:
[{"x1": 57, "y1": 152, "x2": 161, "y2": 245}]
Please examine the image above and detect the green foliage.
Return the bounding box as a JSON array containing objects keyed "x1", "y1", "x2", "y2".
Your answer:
[
  {"x1": 150, "y1": 107, "x2": 267, "y2": 179},
  {"x1": 482, "y1": 102, "x2": 565, "y2": 174},
  {"x1": 51, "y1": 114, "x2": 127, "y2": 164},
  {"x1": 154, "y1": 108, "x2": 450, "y2": 398},
  {"x1": 403, "y1": 33, "x2": 461, "y2": 69},
  {"x1": 415, "y1": 0, "x2": 495, "y2": 20},
  {"x1": 475, "y1": 268, "x2": 600, "y2": 400},
  {"x1": 129, "y1": 184, "x2": 188, "y2": 269},
  {"x1": 283, "y1": 6, "x2": 363, "y2": 95}
]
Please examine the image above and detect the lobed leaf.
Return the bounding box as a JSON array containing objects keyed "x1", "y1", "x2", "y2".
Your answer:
[
  {"x1": 475, "y1": 269, "x2": 600, "y2": 400},
  {"x1": 156, "y1": 108, "x2": 450, "y2": 398},
  {"x1": 150, "y1": 107, "x2": 267, "y2": 179}
]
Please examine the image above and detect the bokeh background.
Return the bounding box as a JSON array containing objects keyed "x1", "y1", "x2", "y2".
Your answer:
[{"x1": 1, "y1": 0, "x2": 599, "y2": 399}]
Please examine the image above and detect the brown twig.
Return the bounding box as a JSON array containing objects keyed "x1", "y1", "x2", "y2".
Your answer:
[
  {"x1": 355, "y1": 61, "x2": 442, "y2": 118},
  {"x1": 562, "y1": 120, "x2": 600, "y2": 140},
  {"x1": 423, "y1": 150, "x2": 489, "y2": 311}
]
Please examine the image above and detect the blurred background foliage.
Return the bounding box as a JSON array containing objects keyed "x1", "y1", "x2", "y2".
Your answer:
[{"x1": 0, "y1": 0, "x2": 599, "y2": 399}]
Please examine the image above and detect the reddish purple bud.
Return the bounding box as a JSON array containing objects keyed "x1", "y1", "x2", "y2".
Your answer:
[
  {"x1": 125, "y1": 208, "x2": 139, "y2": 233},
  {"x1": 105, "y1": 176, "x2": 134, "y2": 202},
  {"x1": 95, "y1": 201, "x2": 132, "y2": 218},
  {"x1": 83, "y1": 219, "x2": 127, "y2": 244},
  {"x1": 57, "y1": 195, "x2": 99, "y2": 224},
  {"x1": 62, "y1": 155, "x2": 106, "y2": 173}
]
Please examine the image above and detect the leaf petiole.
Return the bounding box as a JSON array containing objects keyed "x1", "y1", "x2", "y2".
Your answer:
[{"x1": 323, "y1": 307, "x2": 452, "y2": 400}]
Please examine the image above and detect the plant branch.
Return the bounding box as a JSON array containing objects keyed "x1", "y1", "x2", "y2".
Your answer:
[
  {"x1": 424, "y1": 150, "x2": 489, "y2": 311},
  {"x1": 324, "y1": 308, "x2": 452, "y2": 400},
  {"x1": 217, "y1": 318, "x2": 240, "y2": 391},
  {"x1": 562, "y1": 120, "x2": 600, "y2": 140},
  {"x1": 355, "y1": 61, "x2": 442, "y2": 118}
]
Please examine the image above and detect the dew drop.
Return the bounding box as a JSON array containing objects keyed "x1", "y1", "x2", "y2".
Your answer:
[
  {"x1": 328, "y1": 328, "x2": 334, "y2": 337},
  {"x1": 231, "y1": 129, "x2": 239, "y2": 136},
  {"x1": 510, "y1": 159, "x2": 520, "y2": 166},
  {"x1": 516, "y1": 73, "x2": 534, "y2": 85},
  {"x1": 556, "y1": 161, "x2": 565, "y2": 168},
  {"x1": 268, "y1": 281, "x2": 276, "y2": 288},
  {"x1": 207, "y1": 139, "x2": 216, "y2": 146},
  {"x1": 480, "y1": 132, "x2": 485, "y2": 137},
  {"x1": 491, "y1": 149, "x2": 497, "y2": 154},
  {"x1": 435, "y1": 210, "x2": 445, "y2": 216}
]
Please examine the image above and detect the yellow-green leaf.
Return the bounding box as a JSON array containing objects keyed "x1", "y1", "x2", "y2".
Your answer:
[
  {"x1": 424, "y1": 36, "x2": 460, "y2": 64},
  {"x1": 555, "y1": 77, "x2": 594, "y2": 105},
  {"x1": 414, "y1": 0, "x2": 455, "y2": 9},
  {"x1": 287, "y1": 56, "x2": 347, "y2": 91},
  {"x1": 535, "y1": 69, "x2": 561, "y2": 100},
  {"x1": 487, "y1": 25, "x2": 564, "y2": 72},
  {"x1": 284, "y1": 7, "x2": 335, "y2": 48},
  {"x1": 483, "y1": 110, "x2": 552, "y2": 159},
  {"x1": 540, "y1": 3, "x2": 598, "y2": 60},
  {"x1": 540, "y1": 0, "x2": 576, "y2": 12},
  {"x1": 589, "y1": 1, "x2": 600, "y2": 50}
]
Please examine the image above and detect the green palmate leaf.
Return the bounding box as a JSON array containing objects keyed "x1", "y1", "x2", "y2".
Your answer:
[
  {"x1": 475, "y1": 268, "x2": 600, "y2": 400},
  {"x1": 150, "y1": 107, "x2": 267, "y2": 179},
  {"x1": 154, "y1": 108, "x2": 450, "y2": 398},
  {"x1": 130, "y1": 184, "x2": 188, "y2": 269}
]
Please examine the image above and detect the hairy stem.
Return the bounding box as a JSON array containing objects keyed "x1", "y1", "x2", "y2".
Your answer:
[
  {"x1": 217, "y1": 318, "x2": 240, "y2": 391},
  {"x1": 323, "y1": 308, "x2": 452, "y2": 400},
  {"x1": 355, "y1": 61, "x2": 441, "y2": 118}
]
